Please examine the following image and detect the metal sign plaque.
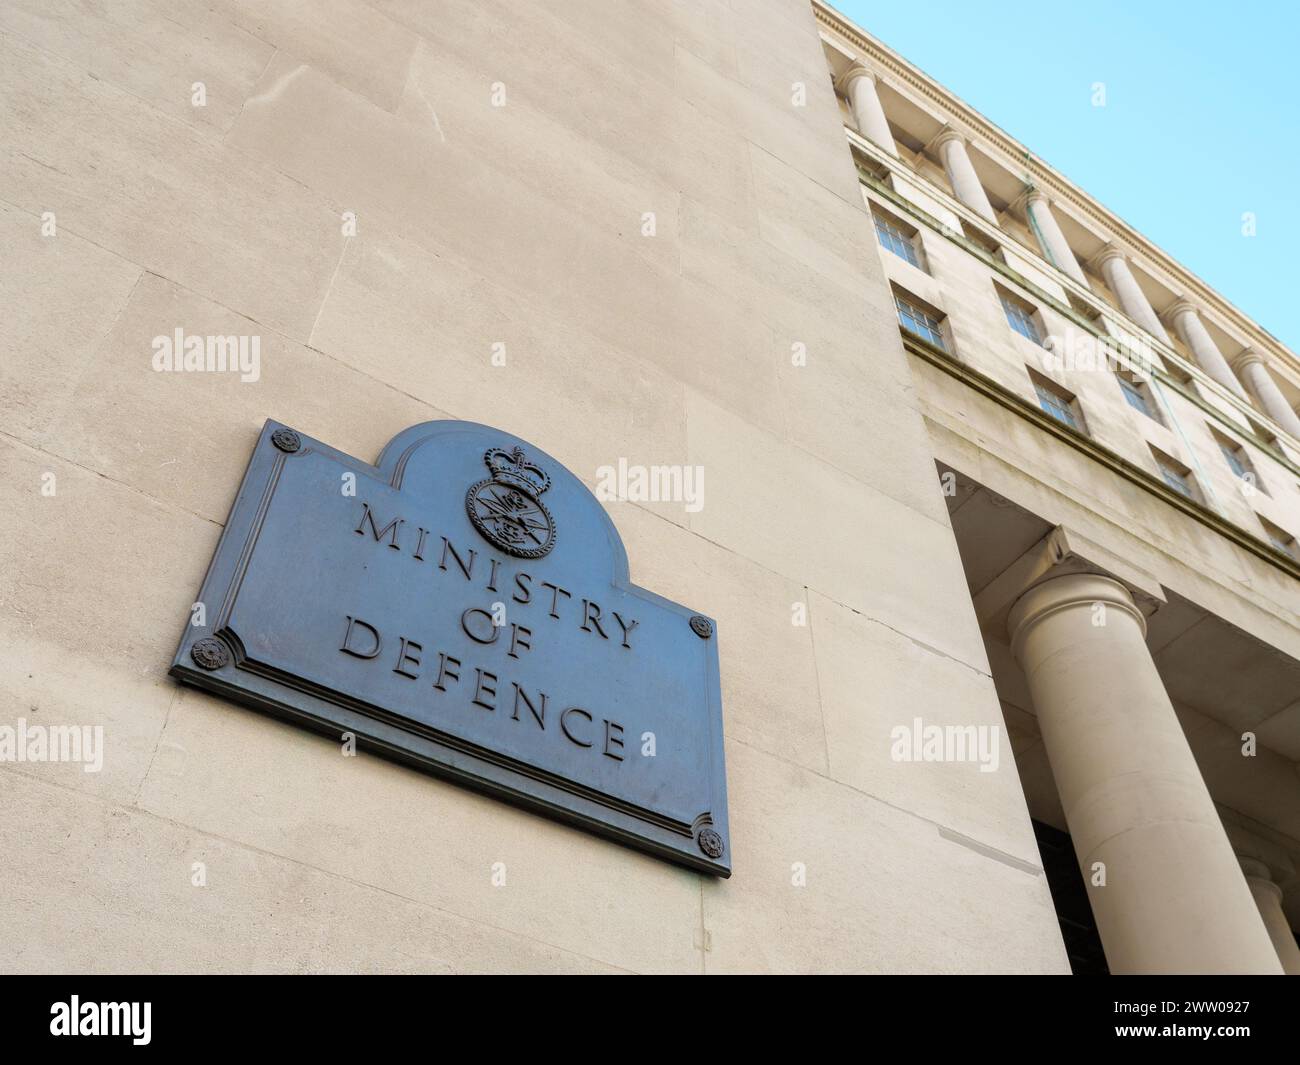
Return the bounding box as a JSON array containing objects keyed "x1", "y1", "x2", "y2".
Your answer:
[{"x1": 170, "y1": 420, "x2": 731, "y2": 876}]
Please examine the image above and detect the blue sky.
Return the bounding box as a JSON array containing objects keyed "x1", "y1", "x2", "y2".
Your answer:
[{"x1": 829, "y1": 0, "x2": 1297, "y2": 351}]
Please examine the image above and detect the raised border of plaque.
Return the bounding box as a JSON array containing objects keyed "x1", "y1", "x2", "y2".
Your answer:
[{"x1": 169, "y1": 420, "x2": 731, "y2": 876}]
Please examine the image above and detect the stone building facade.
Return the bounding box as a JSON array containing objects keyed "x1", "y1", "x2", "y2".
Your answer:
[{"x1": 0, "y1": 0, "x2": 1295, "y2": 973}]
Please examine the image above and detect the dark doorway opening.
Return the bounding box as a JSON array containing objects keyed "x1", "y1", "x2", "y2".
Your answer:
[{"x1": 1033, "y1": 819, "x2": 1109, "y2": 975}]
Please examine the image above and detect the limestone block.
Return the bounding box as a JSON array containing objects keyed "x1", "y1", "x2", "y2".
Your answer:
[
  {"x1": 373, "y1": 0, "x2": 755, "y2": 227},
  {"x1": 0, "y1": 628, "x2": 175, "y2": 807},
  {"x1": 0, "y1": 202, "x2": 140, "y2": 441},
  {"x1": 209, "y1": 0, "x2": 418, "y2": 112},
  {"x1": 0, "y1": 437, "x2": 214, "y2": 672},
  {"x1": 886, "y1": 171, "x2": 962, "y2": 233},
  {"x1": 0, "y1": 33, "x2": 342, "y2": 341},
  {"x1": 748, "y1": 142, "x2": 879, "y2": 293},
  {"x1": 614, "y1": 504, "x2": 829, "y2": 774},
  {"x1": 700, "y1": 740, "x2": 1069, "y2": 973},
  {"x1": 674, "y1": 43, "x2": 853, "y2": 199},
  {"x1": 776, "y1": 358, "x2": 936, "y2": 494},
  {"x1": 879, "y1": 245, "x2": 946, "y2": 311},
  {"x1": 0, "y1": 770, "x2": 619, "y2": 973},
  {"x1": 136, "y1": 686, "x2": 704, "y2": 973},
  {"x1": 679, "y1": 195, "x2": 889, "y2": 350},
  {"x1": 395, "y1": 39, "x2": 682, "y2": 277},
  {"x1": 0, "y1": 0, "x2": 271, "y2": 132},
  {"x1": 810, "y1": 590, "x2": 1042, "y2": 866},
  {"x1": 40, "y1": 274, "x2": 441, "y2": 524},
  {"x1": 0, "y1": 439, "x2": 217, "y2": 802},
  {"x1": 1001, "y1": 245, "x2": 1068, "y2": 305},
  {"x1": 307, "y1": 227, "x2": 691, "y2": 510},
  {"x1": 228, "y1": 54, "x2": 718, "y2": 396},
  {"x1": 685, "y1": 391, "x2": 988, "y2": 670}
]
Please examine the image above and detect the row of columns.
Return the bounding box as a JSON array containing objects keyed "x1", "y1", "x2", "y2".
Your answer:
[
  {"x1": 846, "y1": 53, "x2": 1300, "y2": 973},
  {"x1": 1008, "y1": 571, "x2": 1291, "y2": 974},
  {"x1": 1025, "y1": 205, "x2": 1300, "y2": 437},
  {"x1": 1093, "y1": 252, "x2": 1300, "y2": 435},
  {"x1": 838, "y1": 61, "x2": 1300, "y2": 438}
]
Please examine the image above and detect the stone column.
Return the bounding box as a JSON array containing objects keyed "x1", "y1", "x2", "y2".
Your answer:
[
  {"x1": 837, "y1": 66, "x2": 897, "y2": 157},
  {"x1": 1239, "y1": 860, "x2": 1300, "y2": 975},
  {"x1": 1008, "y1": 572, "x2": 1283, "y2": 974},
  {"x1": 1232, "y1": 349, "x2": 1300, "y2": 439},
  {"x1": 1165, "y1": 298, "x2": 1247, "y2": 398},
  {"x1": 933, "y1": 128, "x2": 997, "y2": 224},
  {"x1": 1093, "y1": 246, "x2": 1170, "y2": 344},
  {"x1": 1025, "y1": 190, "x2": 1089, "y2": 288}
]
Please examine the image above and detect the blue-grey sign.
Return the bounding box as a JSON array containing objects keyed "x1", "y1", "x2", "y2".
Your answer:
[{"x1": 170, "y1": 420, "x2": 731, "y2": 875}]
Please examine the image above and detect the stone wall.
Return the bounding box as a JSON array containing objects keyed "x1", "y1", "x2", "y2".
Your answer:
[{"x1": 0, "y1": 0, "x2": 1067, "y2": 973}]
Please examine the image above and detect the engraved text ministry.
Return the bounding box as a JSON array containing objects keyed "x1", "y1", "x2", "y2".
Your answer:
[{"x1": 340, "y1": 502, "x2": 641, "y2": 762}]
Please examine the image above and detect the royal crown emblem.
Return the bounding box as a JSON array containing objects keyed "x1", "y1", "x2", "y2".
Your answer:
[{"x1": 465, "y1": 446, "x2": 557, "y2": 558}]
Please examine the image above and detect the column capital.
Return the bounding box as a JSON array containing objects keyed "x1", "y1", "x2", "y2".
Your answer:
[
  {"x1": 835, "y1": 64, "x2": 877, "y2": 93},
  {"x1": 1010, "y1": 186, "x2": 1047, "y2": 218},
  {"x1": 1089, "y1": 242, "x2": 1128, "y2": 270},
  {"x1": 1163, "y1": 296, "x2": 1199, "y2": 324},
  {"x1": 1239, "y1": 855, "x2": 1276, "y2": 879},
  {"x1": 1231, "y1": 346, "x2": 1266, "y2": 373},
  {"x1": 972, "y1": 524, "x2": 1164, "y2": 636},
  {"x1": 1240, "y1": 861, "x2": 1285, "y2": 908},
  {"x1": 1237, "y1": 855, "x2": 1300, "y2": 974},
  {"x1": 1007, "y1": 572, "x2": 1147, "y2": 664},
  {"x1": 930, "y1": 125, "x2": 968, "y2": 151}
]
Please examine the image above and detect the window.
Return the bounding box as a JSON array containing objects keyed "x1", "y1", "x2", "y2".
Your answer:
[
  {"x1": 960, "y1": 220, "x2": 1001, "y2": 258},
  {"x1": 894, "y1": 289, "x2": 947, "y2": 350},
  {"x1": 1220, "y1": 445, "x2": 1247, "y2": 478},
  {"x1": 1259, "y1": 517, "x2": 1298, "y2": 560},
  {"x1": 1116, "y1": 373, "x2": 1163, "y2": 424},
  {"x1": 1150, "y1": 447, "x2": 1200, "y2": 501},
  {"x1": 1028, "y1": 369, "x2": 1084, "y2": 431},
  {"x1": 1210, "y1": 429, "x2": 1266, "y2": 495},
  {"x1": 998, "y1": 287, "x2": 1044, "y2": 346},
  {"x1": 854, "y1": 149, "x2": 890, "y2": 181},
  {"x1": 1164, "y1": 360, "x2": 1197, "y2": 390},
  {"x1": 1244, "y1": 416, "x2": 1282, "y2": 454},
  {"x1": 1065, "y1": 291, "x2": 1099, "y2": 321},
  {"x1": 872, "y1": 207, "x2": 922, "y2": 269}
]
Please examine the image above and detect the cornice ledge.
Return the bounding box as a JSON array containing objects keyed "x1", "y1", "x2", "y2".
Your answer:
[{"x1": 898, "y1": 330, "x2": 1300, "y2": 583}]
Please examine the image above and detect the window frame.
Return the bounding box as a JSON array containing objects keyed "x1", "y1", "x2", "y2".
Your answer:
[
  {"x1": 1149, "y1": 446, "x2": 1201, "y2": 503},
  {"x1": 871, "y1": 206, "x2": 924, "y2": 270},
  {"x1": 1209, "y1": 427, "x2": 1268, "y2": 497},
  {"x1": 996, "y1": 285, "x2": 1045, "y2": 347},
  {"x1": 1026, "y1": 368, "x2": 1086, "y2": 433},
  {"x1": 960, "y1": 219, "x2": 1001, "y2": 258},
  {"x1": 893, "y1": 288, "x2": 948, "y2": 351},
  {"x1": 1115, "y1": 372, "x2": 1164, "y2": 425},
  {"x1": 1259, "y1": 516, "x2": 1299, "y2": 560}
]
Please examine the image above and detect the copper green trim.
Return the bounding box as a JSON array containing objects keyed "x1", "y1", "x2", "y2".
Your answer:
[{"x1": 900, "y1": 331, "x2": 1300, "y2": 582}]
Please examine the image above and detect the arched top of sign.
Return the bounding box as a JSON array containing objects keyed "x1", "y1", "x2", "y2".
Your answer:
[{"x1": 374, "y1": 420, "x2": 631, "y2": 585}]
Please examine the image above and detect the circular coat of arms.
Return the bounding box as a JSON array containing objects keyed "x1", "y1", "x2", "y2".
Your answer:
[{"x1": 465, "y1": 446, "x2": 557, "y2": 559}]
